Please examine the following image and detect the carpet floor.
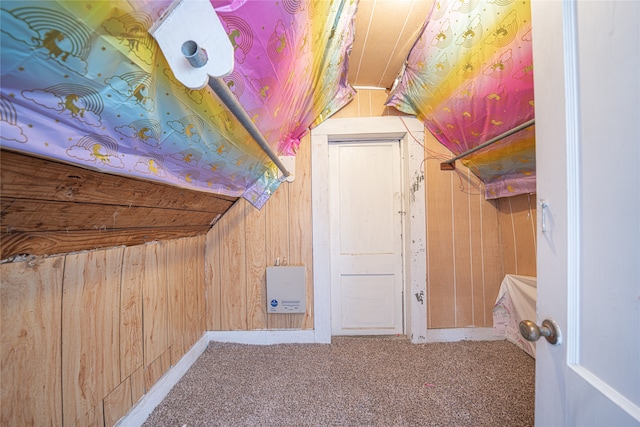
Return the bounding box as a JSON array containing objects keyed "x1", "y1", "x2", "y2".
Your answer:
[{"x1": 142, "y1": 337, "x2": 535, "y2": 427}]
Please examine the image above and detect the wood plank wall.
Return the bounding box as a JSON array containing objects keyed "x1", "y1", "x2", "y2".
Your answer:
[
  {"x1": 496, "y1": 194, "x2": 537, "y2": 276},
  {"x1": 205, "y1": 132, "x2": 314, "y2": 331},
  {"x1": 0, "y1": 88, "x2": 538, "y2": 427},
  {"x1": 1, "y1": 236, "x2": 206, "y2": 426},
  {"x1": 205, "y1": 89, "x2": 537, "y2": 332},
  {"x1": 330, "y1": 89, "x2": 536, "y2": 328},
  {"x1": 422, "y1": 132, "x2": 537, "y2": 328},
  {"x1": 206, "y1": 90, "x2": 536, "y2": 330}
]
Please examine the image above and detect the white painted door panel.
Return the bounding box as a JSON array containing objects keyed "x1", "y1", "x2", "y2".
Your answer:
[
  {"x1": 329, "y1": 141, "x2": 403, "y2": 335},
  {"x1": 532, "y1": 1, "x2": 640, "y2": 425}
]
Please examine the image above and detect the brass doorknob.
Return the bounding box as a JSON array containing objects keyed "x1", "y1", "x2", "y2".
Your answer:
[{"x1": 519, "y1": 319, "x2": 561, "y2": 345}]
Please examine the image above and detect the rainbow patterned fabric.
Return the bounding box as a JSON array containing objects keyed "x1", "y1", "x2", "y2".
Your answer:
[
  {"x1": 386, "y1": 0, "x2": 535, "y2": 199},
  {"x1": 0, "y1": 0, "x2": 357, "y2": 208}
]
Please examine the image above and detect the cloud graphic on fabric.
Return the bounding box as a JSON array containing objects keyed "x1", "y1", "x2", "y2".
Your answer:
[
  {"x1": 105, "y1": 156, "x2": 124, "y2": 168},
  {"x1": 166, "y1": 121, "x2": 201, "y2": 143},
  {"x1": 0, "y1": 9, "x2": 39, "y2": 46},
  {"x1": 137, "y1": 97, "x2": 155, "y2": 112},
  {"x1": 66, "y1": 145, "x2": 94, "y2": 162},
  {"x1": 167, "y1": 120, "x2": 185, "y2": 133},
  {"x1": 105, "y1": 77, "x2": 156, "y2": 112},
  {"x1": 105, "y1": 76, "x2": 131, "y2": 96},
  {"x1": 0, "y1": 121, "x2": 27, "y2": 143},
  {"x1": 22, "y1": 90, "x2": 62, "y2": 110},
  {"x1": 102, "y1": 17, "x2": 154, "y2": 65},
  {"x1": 48, "y1": 52, "x2": 86, "y2": 75},
  {"x1": 66, "y1": 144, "x2": 124, "y2": 168},
  {"x1": 135, "y1": 159, "x2": 166, "y2": 177},
  {"x1": 22, "y1": 90, "x2": 101, "y2": 126},
  {"x1": 114, "y1": 124, "x2": 138, "y2": 138},
  {"x1": 102, "y1": 17, "x2": 127, "y2": 38},
  {"x1": 114, "y1": 124, "x2": 160, "y2": 147}
]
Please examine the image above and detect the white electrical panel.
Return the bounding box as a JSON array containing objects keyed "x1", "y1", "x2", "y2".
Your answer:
[{"x1": 266, "y1": 266, "x2": 306, "y2": 313}]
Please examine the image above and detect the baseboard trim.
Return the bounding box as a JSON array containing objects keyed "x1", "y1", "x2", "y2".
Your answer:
[
  {"x1": 207, "y1": 329, "x2": 319, "y2": 345},
  {"x1": 116, "y1": 333, "x2": 210, "y2": 427},
  {"x1": 426, "y1": 327, "x2": 505, "y2": 343}
]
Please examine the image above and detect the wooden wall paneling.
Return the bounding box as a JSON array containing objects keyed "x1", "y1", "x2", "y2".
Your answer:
[
  {"x1": 360, "y1": 90, "x2": 376, "y2": 117},
  {"x1": 103, "y1": 378, "x2": 132, "y2": 427},
  {"x1": 0, "y1": 257, "x2": 64, "y2": 426},
  {"x1": 245, "y1": 199, "x2": 268, "y2": 330},
  {"x1": 196, "y1": 235, "x2": 206, "y2": 334},
  {"x1": 467, "y1": 173, "x2": 489, "y2": 326},
  {"x1": 369, "y1": 90, "x2": 391, "y2": 117},
  {"x1": 1, "y1": 225, "x2": 210, "y2": 260},
  {"x1": 288, "y1": 135, "x2": 314, "y2": 329},
  {"x1": 333, "y1": 91, "x2": 360, "y2": 118},
  {"x1": 120, "y1": 246, "x2": 144, "y2": 382},
  {"x1": 530, "y1": 197, "x2": 537, "y2": 278},
  {"x1": 0, "y1": 150, "x2": 237, "y2": 211},
  {"x1": 219, "y1": 202, "x2": 248, "y2": 330},
  {"x1": 0, "y1": 150, "x2": 236, "y2": 259},
  {"x1": 452, "y1": 170, "x2": 474, "y2": 327},
  {"x1": 142, "y1": 243, "x2": 169, "y2": 368},
  {"x1": 508, "y1": 194, "x2": 537, "y2": 276},
  {"x1": 129, "y1": 366, "x2": 145, "y2": 405},
  {"x1": 143, "y1": 348, "x2": 171, "y2": 393},
  {"x1": 332, "y1": 89, "x2": 407, "y2": 119},
  {"x1": 165, "y1": 238, "x2": 186, "y2": 364},
  {"x1": 183, "y1": 236, "x2": 204, "y2": 350},
  {"x1": 481, "y1": 199, "x2": 505, "y2": 325},
  {"x1": 0, "y1": 199, "x2": 218, "y2": 232},
  {"x1": 75, "y1": 401, "x2": 105, "y2": 427},
  {"x1": 205, "y1": 223, "x2": 222, "y2": 330},
  {"x1": 425, "y1": 139, "x2": 456, "y2": 328},
  {"x1": 62, "y1": 248, "x2": 124, "y2": 425},
  {"x1": 183, "y1": 236, "x2": 197, "y2": 347},
  {"x1": 496, "y1": 197, "x2": 518, "y2": 274},
  {"x1": 265, "y1": 183, "x2": 294, "y2": 329},
  {"x1": 170, "y1": 336, "x2": 185, "y2": 368}
]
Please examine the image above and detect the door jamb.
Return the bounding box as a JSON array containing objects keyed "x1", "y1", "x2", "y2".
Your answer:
[{"x1": 311, "y1": 116, "x2": 427, "y2": 343}]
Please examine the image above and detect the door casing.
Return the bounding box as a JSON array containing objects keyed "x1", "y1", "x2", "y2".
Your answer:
[{"x1": 311, "y1": 116, "x2": 427, "y2": 343}]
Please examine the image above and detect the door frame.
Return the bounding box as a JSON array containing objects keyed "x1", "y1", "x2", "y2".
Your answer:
[{"x1": 311, "y1": 116, "x2": 427, "y2": 343}]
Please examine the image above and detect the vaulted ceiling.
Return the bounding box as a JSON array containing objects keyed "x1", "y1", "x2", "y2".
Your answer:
[{"x1": 348, "y1": 0, "x2": 434, "y2": 89}]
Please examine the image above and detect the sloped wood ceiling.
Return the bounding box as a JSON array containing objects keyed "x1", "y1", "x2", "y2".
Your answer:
[
  {"x1": 349, "y1": 0, "x2": 433, "y2": 88},
  {"x1": 0, "y1": 150, "x2": 236, "y2": 259}
]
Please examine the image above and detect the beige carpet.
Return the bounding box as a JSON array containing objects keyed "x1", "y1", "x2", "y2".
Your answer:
[{"x1": 143, "y1": 337, "x2": 534, "y2": 426}]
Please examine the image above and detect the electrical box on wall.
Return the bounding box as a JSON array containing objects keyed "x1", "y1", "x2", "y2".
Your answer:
[{"x1": 266, "y1": 266, "x2": 306, "y2": 313}]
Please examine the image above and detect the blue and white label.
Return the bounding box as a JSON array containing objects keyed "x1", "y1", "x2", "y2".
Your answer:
[{"x1": 270, "y1": 299, "x2": 278, "y2": 308}]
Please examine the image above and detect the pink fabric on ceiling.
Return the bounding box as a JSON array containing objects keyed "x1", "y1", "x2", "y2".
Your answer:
[
  {"x1": 0, "y1": 0, "x2": 357, "y2": 208},
  {"x1": 386, "y1": 0, "x2": 535, "y2": 199}
]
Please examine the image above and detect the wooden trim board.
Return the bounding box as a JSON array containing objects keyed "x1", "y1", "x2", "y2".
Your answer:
[{"x1": 311, "y1": 116, "x2": 427, "y2": 344}]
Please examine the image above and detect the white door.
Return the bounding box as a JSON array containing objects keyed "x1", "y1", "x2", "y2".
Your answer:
[
  {"x1": 329, "y1": 140, "x2": 404, "y2": 335},
  {"x1": 532, "y1": 1, "x2": 640, "y2": 425}
]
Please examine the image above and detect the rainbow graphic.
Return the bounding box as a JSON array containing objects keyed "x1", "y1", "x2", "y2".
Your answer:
[
  {"x1": 387, "y1": 0, "x2": 535, "y2": 199},
  {"x1": 0, "y1": 0, "x2": 357, "y2": 208}
]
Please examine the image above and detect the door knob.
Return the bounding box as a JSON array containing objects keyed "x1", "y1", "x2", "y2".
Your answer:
[{"x1": 519, "y1": 319, "x2": 561, "y2": 345}]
